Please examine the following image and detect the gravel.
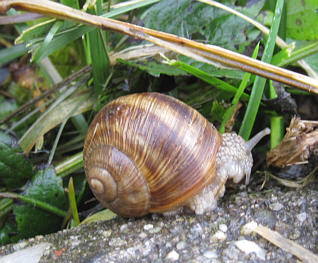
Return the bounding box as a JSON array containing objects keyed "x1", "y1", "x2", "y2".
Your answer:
[{"x1": 0, "y1": 182, "x2": 317, "y2": 262}]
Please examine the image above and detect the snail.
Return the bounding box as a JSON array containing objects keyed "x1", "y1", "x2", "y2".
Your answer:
[{"x1": 83, "y1": 92, "x2": 270, "y2": 217}]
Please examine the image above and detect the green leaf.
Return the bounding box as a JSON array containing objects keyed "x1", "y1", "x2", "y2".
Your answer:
[
  {"x1": 12, "y1": 167, "x2": 67, "y2": 242},
  {"x1": 0, "y1": 131, "x2": 33, "y2": 188},
  {"x1": 118, "y1": 58, "x2": 184, "y2": 77},
  {"x1": 0, "y1": 219, "x2": 16, "y2": 245},
  {"x1": 210, "y1": 101, "x2": 226, "y2": 123},
  {"x1": 143, "y1": 0, "x2": 264, "y2": 79},
  {"x1": 166, "y1": 59, "x2": 249, "y2": 100},
  {"x1": 0, "y1": 96, "x2": 18, "y2": 121},
  {"x1": 286, "y1": 0, "x2": 318, "y2": 40},
  {"x1": 143, "y1": 0, "x2": 263, "y2": 52}
]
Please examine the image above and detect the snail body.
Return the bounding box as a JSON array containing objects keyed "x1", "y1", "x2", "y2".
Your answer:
[{"x1": 83, "y1": 92, "x2": 270, "y2": 217}]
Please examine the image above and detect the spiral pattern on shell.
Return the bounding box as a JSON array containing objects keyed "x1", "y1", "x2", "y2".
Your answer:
[{"x1": 83, "y1": 92, "x2": 221, "y2": 217}]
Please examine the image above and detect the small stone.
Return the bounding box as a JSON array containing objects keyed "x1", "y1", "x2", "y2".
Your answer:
[
  {"x1": 234, "y1": 239, "x2": 266, "y2": 260},
  {"x1": 203, "y1": 250, "x2": 218, "y2": 259},
  {"x1": 219, "y1": 224, "x2": 228, "y2": 232},
  {"x1": 120, "y1": 224, "x2": 128, "y2": 232},
  {"x1": 176, "y1": 241, "x2": 186, "y2": 250},
  {"x1": 296, "y1": 212, "x2": 307, "y2": 223},
  {"x1": 109, "y1": 238, "x2": 126, "y2": 247},
  {"x1": 102, "y1": 230, "x2": 112, "y2": 238},
  {"x1": 241, "y1": 221, "x2": 258, "y2": 235},
  {"x1": 289, "y1": 229, "x2": 301, "y2": 240},
  {"x1": 165, "y1": 250, "x2": 179, "y2": 261},
  {"x1": 148, "y1": 226, "x2": 162, "y2": 234},
  {"x1": 269, "y1": 202, "x2": 283, "y2": 211},
  {"x1": 70, "y1": 240, "x2": 81, "y2": 249},
  {"x1": 139, "y1": 232, "x2": 147, "y2": 239},
  {"x1": 211, "y1": 230, "x2": 227, "y2": 242},
  {"x1": 144, "y1": 224, "x2": 153, "y2": 231},
  {"x1": 12, "y1": 241, "x2": 28, "y2": 251},
  {"x1": 190, "y1": 223, "x2": 203, "y2": 234}
]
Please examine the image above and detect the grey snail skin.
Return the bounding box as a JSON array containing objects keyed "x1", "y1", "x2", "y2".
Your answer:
[{"x1": 83, "y1": 92, "x2": 270, "y2": 217}]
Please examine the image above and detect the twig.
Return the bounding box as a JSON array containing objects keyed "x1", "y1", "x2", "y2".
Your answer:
[{"x1": 0, "y1": 0, "x2": 317, "y2": 94}]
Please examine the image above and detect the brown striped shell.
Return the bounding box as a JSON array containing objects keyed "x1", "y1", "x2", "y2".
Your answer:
[{"x1": 83, "y1": 92, "x2": 221, "y2": 217}]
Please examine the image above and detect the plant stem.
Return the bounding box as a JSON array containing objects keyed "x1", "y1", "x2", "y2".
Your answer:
[{"x1": 0, "y1": 192, "x2": 67, "y2": 217}]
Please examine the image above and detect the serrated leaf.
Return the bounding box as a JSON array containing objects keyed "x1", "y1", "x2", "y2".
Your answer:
[
  {"x1": 143, "y1": 0, "x2": 264, "y2": 79},
  {"x1": 10, "y1": 167, "x2": 67, "y2": 242},
  {"x1": 0, "y1": 219, "x2": 16, "y2": 245},
  {"x1": 286, "y1": 0, "x2": 318, "y2": 40},
  {"x1": 0, "y1": 131, "x2": 33, "y2": 188},
  {"x1": 143, "y1": 0, "x2": 261, "y2": 52}
]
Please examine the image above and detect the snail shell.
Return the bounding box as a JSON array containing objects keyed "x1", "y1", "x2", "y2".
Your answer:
[{"x1": 83, "y1": 92, "x2": 221, "y2": 217}]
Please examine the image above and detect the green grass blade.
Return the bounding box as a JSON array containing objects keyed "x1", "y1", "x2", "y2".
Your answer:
[
  {"x1": 239, "y1": 0, "x2": 284, "y2": 140},
  {"x1": 17, "y1": 0, "x2": 159, "y2": 61},
  {"x1": 270, "y1": 115, "x2": 284, "y2": 149},
  {"x1": 219, "y1": 43, "x2": 260, "y2": 133},
  {"x1": 86, "y1": 0, "x2": 110, "y2": 96},
  {"x1": 0, "y1": 44, "x2": 27, "y2": 66},
  {"x1": 68, "y1": 177, "x2": 80, "y2": 226},
  {"x1": 55, "y1": 152, "x2": 83, "y2": 178},
  {"x1": 0, "y1": 193, "x2": 66, "y2": 217},
  {"x1": 278, "y1": 41, "x2": 318, "y2": 68},
  {"x1": 33, "y1": 21, "x2": 63, "y2": 62},
  {"x1": 166, "y1": 59, "x2": 250, "y2": 101}
]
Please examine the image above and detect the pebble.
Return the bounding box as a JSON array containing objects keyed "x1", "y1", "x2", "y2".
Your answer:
[
  {"x1": 241, "y1": 221, "x2": 258, "y2": 235},
  {"x1": 176, "y1": 241, "x2": 186, "y2": 250},
  {"x1": 12, "y1": 241, "x2": 28, "y2": 251},
  {"x1": 211, "y1": 230, "x2": 227, "y2": 242},
  {"x1": 203, "y1": 250, "x2": 218, "y2": 259},
  {"x1": 108, "y1": 238, "x2": 126, "y2": 247},
  {"x1": 234, "y1": 239, "x2": 266, "y2": 260},
  {"x1": 102, "y1": 230, "x2": 112, "y2": 238},
  {"x1": 148, "y1": 226, "x2": 162, "y2": 234},
  {"x1": 269, "y1": 202, "x2": 283, "y2": 211},
  {"x1": 296, "y1": 212, "x2": 307, "y2": 223},
  {"x1": 139, "y1": 232, "x2": 147, "y2": 239},
  {"x1": 143, "y1": 224, "x2": 154, "y2": 231},
  {"x1": 120, "y1": 224, "x2": 128, "y2": 232},
  {"x1": 165, "y1": 250, "x2": 179, "y2": 261},
  {"x1": 219, "y1": 224, "x2": 228, "y2": 232}
]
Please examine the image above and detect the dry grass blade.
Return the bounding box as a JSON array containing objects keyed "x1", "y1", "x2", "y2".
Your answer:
[
  {"x1": 196, "y1": 0, "x2": 318, "y2": 79},
  {"x1": 243, "y1": 222, "x2": 318, "y2": 263},
  {"x1": 267, "y1": 117, "x2": 318, "y2": 167},
  {"x1": 0, "y1": 0, "x2": 318, "y2": 94},
  {"x1": 19, "y1": 89, "x2": 95, "y2": 153},
  {"x1": 255, "y1": 225, "x2": 318, "y2": 263}
]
